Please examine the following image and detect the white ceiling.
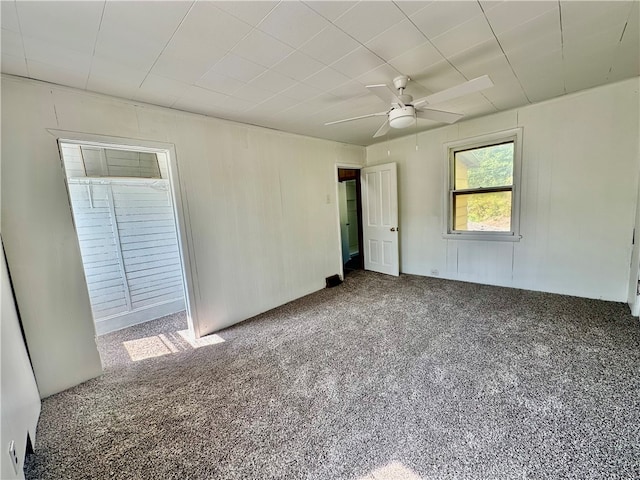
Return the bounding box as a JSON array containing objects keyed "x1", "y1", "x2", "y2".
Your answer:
[{"x1": 1, "y1": 1, "x2": 638, "y2": 146}]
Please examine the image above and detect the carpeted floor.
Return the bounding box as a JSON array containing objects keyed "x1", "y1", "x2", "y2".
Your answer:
[{"x1": 25, "y1": 271, "x2": 640, "y2": 480}]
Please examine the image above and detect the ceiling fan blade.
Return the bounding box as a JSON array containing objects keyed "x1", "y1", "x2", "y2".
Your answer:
[
  {"x1": 415, "y1": 108, "x2": 464, "y2": 124},
  {"x1": 413, "y1": 75, "x2": 493, "y2": 107},
  {"x1": 325, "y1": 111, "x2": 388, "y2": 126},
  {"x1": 366, "y1": 84, "x2": 405, "y2": 107},
  {"x1": 373, "y1": 119, "x2": 391, "y2": 138}
]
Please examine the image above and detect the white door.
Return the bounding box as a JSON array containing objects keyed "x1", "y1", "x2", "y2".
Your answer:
[
  {"x1": 338, "y1": 182, "x2": 351, "y2": 265},
  {"x1": 361, "y1": 162, "x2": 399, "y2": 276}
]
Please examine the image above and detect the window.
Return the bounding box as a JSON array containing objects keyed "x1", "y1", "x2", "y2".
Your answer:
[{"x1": 444, "y1": 128, "x2": 522, "y2": 241}]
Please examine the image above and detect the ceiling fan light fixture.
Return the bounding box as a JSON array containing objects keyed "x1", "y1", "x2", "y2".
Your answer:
[{"x1": 389, "y1": 106, "x2": 415, "y2": 129}]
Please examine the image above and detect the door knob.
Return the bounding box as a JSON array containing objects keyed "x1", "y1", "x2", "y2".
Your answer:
[{"x1": 390, "y1": 227, "x2": 396, "y2": 232}]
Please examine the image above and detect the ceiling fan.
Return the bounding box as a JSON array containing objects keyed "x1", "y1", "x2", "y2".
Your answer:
[{"x1": 325, "y1": 74, "x2": 494, "y2": 138}]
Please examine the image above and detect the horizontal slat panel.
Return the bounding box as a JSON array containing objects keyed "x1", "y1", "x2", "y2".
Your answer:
[
  {"x1": 132, "y1": 284, "x2": 184, "y2": 303},
  {"x1": 117, "y1": 221, "x2": 176, "y2": 233},
  {"x1": 92, "y1": 296, "x2": 127, "y2": 311},
  {"x1": 121, "y1": 238, "x2": 177, "y2": 252},
  {"x1": 88, "y1": 284, "x2": 125, "y2": 298},
  {"x1": 130, "y1": 275, "x2": 183, "y2": 296},
  {"x1": 124, "y1": 255, "x2": 180, "y2": 271},
  {"x1": 116, "y1": 213, "x2": 175, "y2": 223},
  {"x1": 122, "y1": 245, "x2": 178, "y2": 259},
  {"x1": 126, "y1": 263, "x2": 182, "y2": 280},
  {"x1": 81, "y1": 252, "x2": 120, "y2": 264},
  {"x1": 87, "y1": 277, "x2": 125, "y2": 292},
  {"x1": 119, "y1": 231, "x2": 176, "y2": 244},
  {"x1": 127, "y1": 271, "x2": 183, "y2": 290}
]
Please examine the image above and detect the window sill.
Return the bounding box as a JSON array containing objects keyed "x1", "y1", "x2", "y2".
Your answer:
[{"x1": 442, "y1": 232, "x2": 522, "y2": 242}]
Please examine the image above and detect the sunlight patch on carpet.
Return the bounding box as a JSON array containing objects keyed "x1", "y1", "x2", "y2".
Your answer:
[
  {"x1": 123, "y1": 336, "x2": 173, "y2": 361},
  {"x1": 359, "y1": 461, "x2": 422, "y2": 480},
  {"x1": 177, "y1": 330, "x2": 225, "y2": 348},
  {"x1": 123, "y1": 331, "x2": 225, "y2": 361}
]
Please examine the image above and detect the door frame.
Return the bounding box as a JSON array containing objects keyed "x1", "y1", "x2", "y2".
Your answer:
[
  {"x1": 47, "y1": 129, "x2": 200, "y2": 339},
  {"x1": 334, "y1": 163, "x2": 363, "y2": 279}
]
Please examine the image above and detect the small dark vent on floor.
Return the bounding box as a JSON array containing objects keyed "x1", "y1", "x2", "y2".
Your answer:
[{"x1": 325, "y1": 274, "x2": 342, "y2": 288}]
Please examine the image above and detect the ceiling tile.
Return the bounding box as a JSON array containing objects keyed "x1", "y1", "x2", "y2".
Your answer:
[
  {"x1": 279, "y1": 82, "x2": 323, "y2": 102},
  {"x1": 196, "y1": 69, "x2": 245, "y2": 96},
  {"x1": 16, "y1": 1, "x2": 103, "y2": 54},
  {"x1": 89, "y1": 57, "x2": 149, "y2": 91},
  {"x1": 23, "y1": 35, "x2": 92, "y2": 73},
  {"x1": 561, "y1": 1, "x2": 634, "y2": 32},
  {"x1": 387, "y1": 41, "x2": 444, "y2": 76},
  {"x1": 447, "y1": 38, "x2": 505, "y2": 76},
  {"x1": 210, "y1": 54, "x2": 267, "y2": 83},
  {"x1": 563, "y1": 22, "x2": 629, "y2": 59},
  {"x1": 272, "y1": 51, "x2": 325, "y2": 82},
  {"x1": 299, "y1": 24, "x2": 360, "y2": 66},
  {"x1": 303, "y1": 1, "x2": 358, "y2": 22},
  {"x1": 85, "y1": 77, "x2": 138, "y2": 101},
  {"x1": 177, "y1": 85, "x2": 231, "y2": 107},
  {"x1": 333, "y1": 1, "x2": 406, "y2": 44},
  {"x1": 1, "y1": 28, "x2": 24, "y2": 57},
  {"x1": 410, "y1": 60, "x2": 467, "y2": 95},
  {"x1": 27, "y1": 59, "x2": 88, "y2": 89},
  {"x1": 164, "y1": 2, "x2": 253, "y2": 59},
  {"x1": 303, "y1": 67, "x2": 351, "y2": 91},
  {"x1": 150, "y1": 52, "x2": 217, "y2": 84},
  {"x1": 480, "y1": 80, "x2": 530, "y2": 110},
  {"x1": 330, "y1": 46, "x2": 385, "y2": 79},
  {"x1": 139, "y1": 74, "x2": 192, "y2": 100},
  {"x1": 1, "y1": 53, "x2": 27, "y2": 77},
  {"x1": 355, "y1": 63, "x2": 403, "y2": 87},
  {"x1": 1, "y1": 1, "x2": 20, "y2": 32},
  {"x1": 212, "y1": 1, "x2": 279, "y2": 26},
  {"x1": 248, "y1": 69, "x2": 299, "y2": 95},
  {"x1": 497, "y1": 9, "x2": 561, "y2": 55},
  {"x1": 365, "y1": 19, "x2": 427, "y2": 61},
  {"x1": 394, "y1": 1, "x2": 433, "y2": 17},
  {"x1": 245, "y1": 94, "x2": 296, "y2": 119},
  {"x1": 232, "y1": 30, "x2": 294, "y2": 69},
  {"x1": 94, "y1": 28, "x2": 165, "y2": 71},
  {"x1": 258, "y1": 2, "x2": 329, "y2": 48},
  {"x1": 100, "y1": 1, "x2": 190, "y2": 42},
  {"x1": 430, "y1": 14, "x2": 494, "y2": 58},
  {"x1": 483, "y1": 1, "x2": 558, "y2": 35},
  {"x1": 231, "y1": 83, "x2": 278, "y2": 104},
  {"x1": 328, "y1": 81, "x2": 370, "y2": 101},
  {"x1": 410, "y1": 1, "x2": 483, "y2": 39}
]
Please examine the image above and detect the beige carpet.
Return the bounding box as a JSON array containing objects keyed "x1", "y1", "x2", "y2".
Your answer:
[{"x1": 25, "y1": 271, "x2": 640, "y2": 479}]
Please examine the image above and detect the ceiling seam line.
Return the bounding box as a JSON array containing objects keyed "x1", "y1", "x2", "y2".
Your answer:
[
  {"x1": 137, "y1": 1, "x2": 198, "y2": 89},
  {"x1": 13, "y1": 0, "x2": 30, "y2": 78},
  {"x1": 402, "y1": 8, "x2": 473, "y2": 86},
  {"x1": 478, "y1": 0, "x2": 531, "y2": 106},
  {"x1": 558, "y1": 1, "x2": 566, "y2": 94},
  {"x1": 84, "y1": 1, "x2": 107, "y2": 90}
]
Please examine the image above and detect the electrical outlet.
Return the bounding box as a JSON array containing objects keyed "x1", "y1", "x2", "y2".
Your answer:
[{"x1": 8, "y1": 440, "x2": 19, "y2": 475}]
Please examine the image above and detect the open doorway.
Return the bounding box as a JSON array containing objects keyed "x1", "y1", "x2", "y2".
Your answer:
[
  {"x1": 58, "y1": 141, "x2": 191, "y2": 348},
  {"x1": 337, "y1": 168, "x2": 363, "y2": 276}
]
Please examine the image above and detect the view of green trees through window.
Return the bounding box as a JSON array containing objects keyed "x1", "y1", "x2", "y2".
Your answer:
[{"x1": 453, "y1": 142, "x2": 514, "y2": 232}]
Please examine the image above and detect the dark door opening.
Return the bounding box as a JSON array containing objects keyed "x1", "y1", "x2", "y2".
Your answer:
[{"x1": 338, "y1": 168, "x2": 364, "y2": 276}]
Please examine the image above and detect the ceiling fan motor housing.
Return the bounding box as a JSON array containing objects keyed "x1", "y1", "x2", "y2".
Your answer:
[{"x1": 389, "y1": 105, "x2": 415, "y2": 129}]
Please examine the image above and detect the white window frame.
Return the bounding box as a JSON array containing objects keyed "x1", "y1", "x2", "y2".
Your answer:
[{"x1": 443, "y1": 128, "x2": 523, "y2": 242}]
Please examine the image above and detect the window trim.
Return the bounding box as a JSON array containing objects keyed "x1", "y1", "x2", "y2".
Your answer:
[{"x1": 442, "y1": 128, "x2": 523, "y2": 242}]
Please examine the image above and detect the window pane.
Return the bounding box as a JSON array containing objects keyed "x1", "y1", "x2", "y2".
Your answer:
[
  {"x1": 454, "y1": 142, "x2": 514, "y2": 189},
  {"x1": 453, "y1": 191, "x2": 512, "y2": 232}
]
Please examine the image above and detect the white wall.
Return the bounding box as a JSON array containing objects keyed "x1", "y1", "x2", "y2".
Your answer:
[
  {"x1": 1, "y1": 246, "x2": 41, "y2": 480},
  {"x1": 1, "y1": 75, "x2": 365, "y2": 397},
  {"x1": 367, "y1": 77, "x2": 640, "y2": 302}
]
